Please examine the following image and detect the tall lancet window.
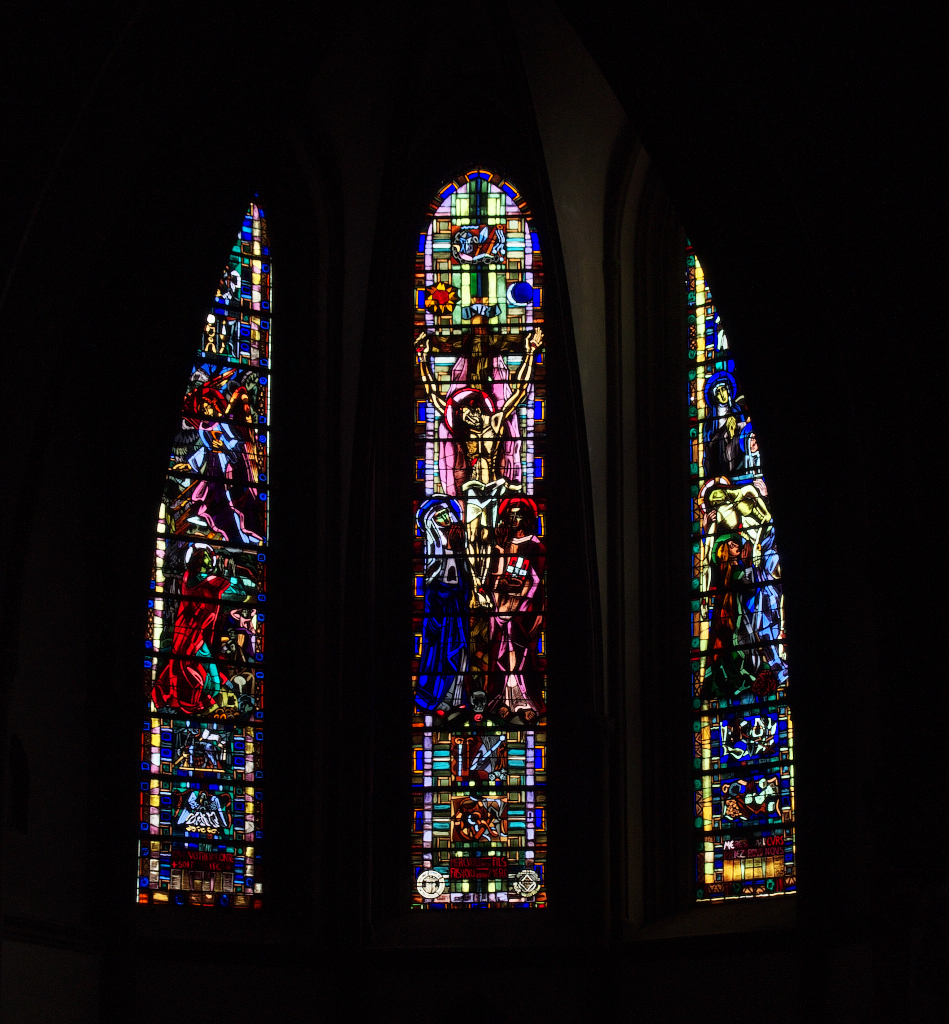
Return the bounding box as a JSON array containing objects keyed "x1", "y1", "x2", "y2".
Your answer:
[
  {"x1": 687, "y1": 244, "x2": 796, "y2": 901},
  {"x1": 412, "y1": 171, "x2": 547, "y2": 909},
  {"x1": 138, "y1": 203, "x2": 271, "y2": 908}
]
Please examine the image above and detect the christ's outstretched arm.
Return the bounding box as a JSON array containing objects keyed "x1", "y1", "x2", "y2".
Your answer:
[
  {"x1": 498, "y1": 328, "x2": 543, "y2": 422},
  {"x1": 415, "y1": 332, "x2": 446, "y2": 416}
]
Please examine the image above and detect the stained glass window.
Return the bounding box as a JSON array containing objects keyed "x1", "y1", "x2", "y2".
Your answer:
[
  {"x1": 412, "y1": 170, "x2": 547, "y2": 909},
  {"x1": 137, "y1": 202, "x2": 271, "y2": 908},
  {"x1": 687, "y1": 243, "x2": 796, "y2": 901}
]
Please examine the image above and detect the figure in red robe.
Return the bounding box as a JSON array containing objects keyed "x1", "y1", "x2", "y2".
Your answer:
[
  {"x1": 486, "y1": 497, "x2": 546, "y2": 724},
  {"x1": 152, "y1": 546, "x2": 233, "y2": 714}
]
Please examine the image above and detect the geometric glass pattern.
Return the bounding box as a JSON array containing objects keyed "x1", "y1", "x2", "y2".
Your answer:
[
  {"x1": 687, "y1": 242, "x2": 796, "y2": 901},
  {"x1": 137, "y1": 202, "x2": 271, "y2": 908},
  {"x1": 412, "y1": 170, "x2": 547, "y2": 908}
]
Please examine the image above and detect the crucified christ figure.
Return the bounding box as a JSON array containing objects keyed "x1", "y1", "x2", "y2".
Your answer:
[{"x1": 416, "y1": 328, "x2": 543, "y2": 606}]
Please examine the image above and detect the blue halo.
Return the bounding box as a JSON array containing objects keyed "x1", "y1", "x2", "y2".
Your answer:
[{"x1": 704, "y1": 371, "x2": 737, "y2": 409}]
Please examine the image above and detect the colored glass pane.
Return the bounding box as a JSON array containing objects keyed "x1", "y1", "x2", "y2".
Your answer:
[
  {"x1": 687, "y1": 243, "x2": 796, "y2": 901},
  {"x1": 412, "y1": 170, "x2": 547, "y2": 908},
  {"x1": 137, "y1": 202, "x2": 271, "y2": 908}
]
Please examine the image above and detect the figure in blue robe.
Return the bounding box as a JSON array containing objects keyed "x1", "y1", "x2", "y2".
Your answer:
[
  {"x1": 415, "y1": 497, "x2": 470, "y2": 715},
  {"x1": 703, "y1": 371, "x2": 745, "y2": 479}
]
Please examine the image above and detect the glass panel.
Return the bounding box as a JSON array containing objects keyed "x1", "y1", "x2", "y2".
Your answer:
[
  {"x1": 137, "y1": 203, "x2": 270, "y2": 908},
  {"x1": 687, "y1": 243, "x2": 796, "y2": 901},
  {"x1": 412, "y1": 171, "x2": 547, "y2": 908}
]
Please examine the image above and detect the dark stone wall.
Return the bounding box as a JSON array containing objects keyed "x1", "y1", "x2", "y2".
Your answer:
[{"x1": 0, "y1": 2, "x2": 940, "y2": 1020}]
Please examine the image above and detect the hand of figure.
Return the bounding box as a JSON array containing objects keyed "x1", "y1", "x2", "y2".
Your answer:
[
  {"x1": 527, "y1": 328, "x2": 544, "y2": 351},
  {"x1": 415, "y1": 332, "x2": 431, "y2": 358}
]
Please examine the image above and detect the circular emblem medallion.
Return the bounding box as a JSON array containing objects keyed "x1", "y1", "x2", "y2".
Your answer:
[
  {"x1": 416, "y1": 870, "x2": 446, "y2": 899},
  {"x1": 513, "y1": 869, "x2": 541, "y2": 897}
]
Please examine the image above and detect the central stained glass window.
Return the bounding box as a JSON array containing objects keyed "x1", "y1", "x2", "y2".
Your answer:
[{"x1": 411, "y1": 170, "x2": 547, "y2": 908}]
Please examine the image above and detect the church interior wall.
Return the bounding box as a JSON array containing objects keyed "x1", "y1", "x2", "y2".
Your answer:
[{"x1": 0, "y1": 2, "x2": 941, "y2": 1021}]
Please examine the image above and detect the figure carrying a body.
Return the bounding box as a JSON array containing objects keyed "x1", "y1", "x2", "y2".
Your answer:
[
  {"x1": 169, "y1": 367, "x2": 263, "y2": 546},
  {"x1": 699, "y1": 480, "x2": 786, "y2": 698}
]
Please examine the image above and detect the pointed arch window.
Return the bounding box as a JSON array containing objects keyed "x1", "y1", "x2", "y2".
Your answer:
[
  {"x1": 687, "y1": 244, "x2": 796, "y2": 901},
  {"x1": 412, "y1": 170, "x2": 547, "y2": 908},
  {"x1": 137, "y1": 202, "x2": 271, "y2": 908}
]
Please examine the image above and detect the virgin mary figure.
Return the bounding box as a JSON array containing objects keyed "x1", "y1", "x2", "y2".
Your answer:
[{"x1": 415, "y1": 497, "x2": 471, "y2": 716}]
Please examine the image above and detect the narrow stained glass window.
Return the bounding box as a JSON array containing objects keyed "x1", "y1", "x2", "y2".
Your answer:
[
  {"x1": 412, "y1": 170, "x2": 547, "y2": 908},
  {"x1": 137, "y1": 202, "x2": 271, "y2": 908},
  {"x1": 687, "y1": 243, "x2": 796, "y2": 901}
]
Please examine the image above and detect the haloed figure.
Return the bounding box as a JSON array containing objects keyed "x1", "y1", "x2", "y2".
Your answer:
[
  {"x1": 488, "y1": 497, "x2": 546, "y2": 724},
  {"x1": 415, "y1": 497, "x2": 471, "y2": 718},
  {"x1": 431, "y1": 329, "x2": 529, "y2": 495},
  {"x1": 703, "y1": 372, "x2": 745, "y2": 479},
  {"x1": 416, "y1": 329, "x2": 543, "y2": 606}
]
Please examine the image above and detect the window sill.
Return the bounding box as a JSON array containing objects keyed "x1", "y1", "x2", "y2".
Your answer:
[{"x1": 626, "y1": 893, "x2": 796, "y2": 942}]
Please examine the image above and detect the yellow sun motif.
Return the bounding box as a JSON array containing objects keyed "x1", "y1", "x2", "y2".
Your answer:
[{"x1": 424, "y1": 281, "x2": 457, "y2": 315}]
